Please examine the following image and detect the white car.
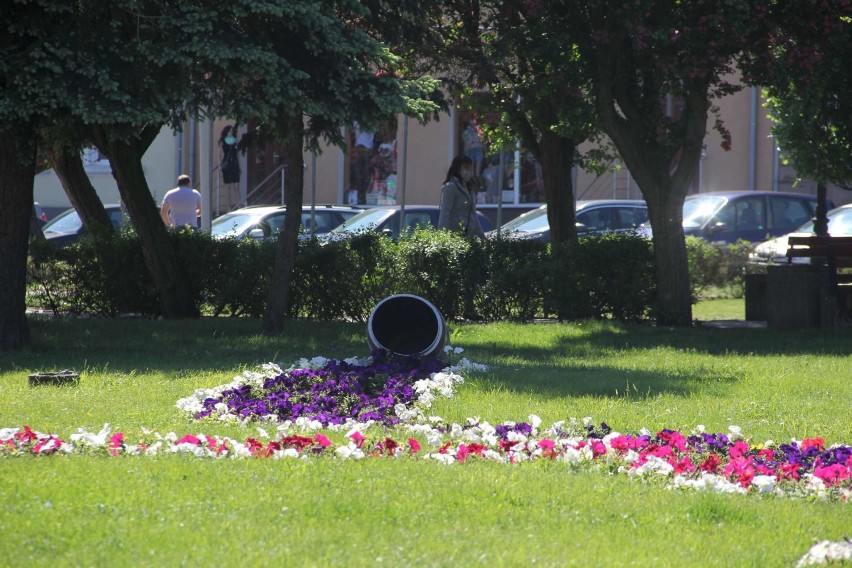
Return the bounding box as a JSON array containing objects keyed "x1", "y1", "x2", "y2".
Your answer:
[
  {"x1": 749, "y1": 204, "x2": 852, "y2": 264},
  {"x1": 211, "y1": 205, "x2": 360, "y2": 240}
]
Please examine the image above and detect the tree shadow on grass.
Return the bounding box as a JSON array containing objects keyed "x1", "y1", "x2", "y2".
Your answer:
[
  {"x1": 9, "y1": 317, "x2": 368, "y2": 375},
  {"x1": 467, "y1": 359, "x2": 740, "y2": 400}
]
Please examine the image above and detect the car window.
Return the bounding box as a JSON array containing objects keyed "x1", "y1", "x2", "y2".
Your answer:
[
  {"x1": 108, "y1": 209, "x2": 125, "y2": 230},
  {"x1": 828, "y1": 208, "x2": 852, "y2": 235},
  {"x1": 334, "y1": 209, "x2": 392, "y2": 233},
  {"x1": 264, "y1": 213, "x2": 286, "y2": 235},
  {"x1": 42, "y1": 209, "x2": 83, "y2": 234},
  {"x1": 733, "y1": 197, "x2": 765, "y2": 230},
  {"x1": 614, "y1": 207, "x2": 648, "y2": 229},
  {"x1": 211, "y1": 212, "x2": 264, "y2": 237},
  {"x1": 301, "y1": 212, "x2": 336, "y2": 234},
  {"x1": 401, "y1": 212, "x2": 433, "y2": 237},
  {"x1": 682, "y1": 196, "x2": 725, "y2": 228},
  {"x1": 576, "y1": 208, "x2": 612, "y2": 231},
  {"x1": 502, "y1": 207, "x2": 548, "y2": 232},
  {"x1": 770, "y1": 197, "x2": 812, "y2": 232}
]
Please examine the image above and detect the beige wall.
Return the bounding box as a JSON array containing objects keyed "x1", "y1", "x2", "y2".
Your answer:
[{"x1": 34, "y1": 93, "x2": 850, "y2": 218}]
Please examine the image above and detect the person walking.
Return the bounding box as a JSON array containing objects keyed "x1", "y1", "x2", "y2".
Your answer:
[
  {"x1": 437, "y1": 155, "x2": 485, "y2": 238},
  {"x1": 160, "y1": 175, "x2": 201, "y2": 229},
  {"x1": 438, "y1": 155, "x2": 485, "y2": 320}
]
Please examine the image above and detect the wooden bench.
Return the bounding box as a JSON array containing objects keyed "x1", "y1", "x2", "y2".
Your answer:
[{"x1": 786, "y1": 235, "x2": 852, "y2": 320}]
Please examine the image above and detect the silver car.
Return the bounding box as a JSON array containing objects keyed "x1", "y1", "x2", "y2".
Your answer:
[{"x1": 487, "y1": 200, "x2": 649, "y2": 242}]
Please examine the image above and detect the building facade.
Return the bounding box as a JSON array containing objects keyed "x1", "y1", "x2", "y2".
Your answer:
[{"x1": 33, "y1": 86, "x2": 851, "y2": 223}]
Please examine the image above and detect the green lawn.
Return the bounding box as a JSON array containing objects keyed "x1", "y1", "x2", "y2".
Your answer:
[{"x1": 1, "y1": 311, "x2": 849, "y2": 567}]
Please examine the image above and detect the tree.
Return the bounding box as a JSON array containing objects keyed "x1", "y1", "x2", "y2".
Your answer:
[
  {"x1": 411, "y1": 1, "x2": 604, "y2": 244},
  {"x1": 745, "y1": 2, "x2": 852, "y2": 236},
  {"x1": 573, "y1": 1, "x2": 770, "y2": 325},
  {"x1": 0, "y1": 0, "x2": 72, "y2": 349}
]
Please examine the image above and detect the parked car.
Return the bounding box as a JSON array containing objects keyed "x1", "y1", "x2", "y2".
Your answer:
[
  {"x1": 33, "y1": 202, "x2": 48, "y2": 226},
  {"x1": 749, "y1": 203, "x2": 852, "y2": 265},
  {"x1": 640, "y1": 191, "x2": 826, "y2": 244},
  {"x1": 211, "y1": 205, "x2": 361, "y2": 241},
  {"x1": 324, "y1": 205, "x2": 494, "y2": 240},
  {"x1": 486, "y1": 200, "x2": 649, "y2": 243},
  {"x1": 40, "y1": 204, "x2": 126, "y2": 248}
]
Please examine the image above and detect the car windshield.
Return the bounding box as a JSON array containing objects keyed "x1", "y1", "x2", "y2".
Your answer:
[
  {"x1": 42, "y1": 209, "x2": 82, "y2": 235},
  {"x1": 211, "y1": 212, "x2": 264, "y2": 237},
  {"x1": 681, "y1": 196, "x2": 726, "y2": 228},
  {"x1": 501, "y1": 207, "x2": 548, "y2": 233},
  {"x1": 332, "y1": 209, "x2": 392, "y2": 233},
  {"x1": 793, "y1": 206, "x2": 852, "y2": 235}
]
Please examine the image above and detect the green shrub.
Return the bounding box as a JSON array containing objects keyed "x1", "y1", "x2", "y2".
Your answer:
[
  {"x1": 548, "y1": 233, "x2": 656, "y2": 321},
  {"x1": 391, "y1": 229, "x2": 474, "y2": 320},
  {"x1": 27, "y1": 227, "x2": 658, "y2": 324},
  {"x1": 685, "y1": 236, "x2": 752, "y2": 299},
  {"x1": 478, "y1": 238, "x2": 549, "y2": 321}
]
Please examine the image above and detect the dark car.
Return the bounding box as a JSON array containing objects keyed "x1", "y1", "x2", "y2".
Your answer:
[
  {"x1": 641, "y1": 191, "x2": 825, "y2": 244},
  {"x1": 41, "y1": 204, "x2": 126, "y2": 248},
  {"x1": 325, "y1": 205, "x2": 494, "y2": 240},
  {"x1": 212, "y1": 205, "x2": 361, "y2": 240},
  {"x1": 487, "y1": 200, "x2": 649, "y2": 243}
]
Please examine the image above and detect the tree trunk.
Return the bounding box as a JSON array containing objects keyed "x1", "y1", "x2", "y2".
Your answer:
[
  {"x1": 539, "y1": 130, "x2": 577, "y2": 243},
  {"x1": 263, "y1": 114, "x2": 305, "y2": 336},
  {"x1": 643, "y1": 188, "x2": 693, "y2": 325},
  {"x1": 93, "y1": 127, "x2": 199, "y2": 318},
  {"x1": 46, "y1": 141, "x2": 113, "y2": 233},
  {"x1": 0, "y1": 123, "x2": 36, "y2": 350}
]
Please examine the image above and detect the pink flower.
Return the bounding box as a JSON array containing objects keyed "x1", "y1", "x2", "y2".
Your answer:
[
  {"x1": 673, "y1": 456, "x2": 695, "y2": 474},
  {"x1": 801, "y1": 438, "x2": 825, "y2": 451},
  {"x1": 729, "y1": 441, "x2": 750, "y2": 458},
  {"x1": 813, "y1": 464, "x2": 850, "y2": 487},
  {"x1": 314, "y1": 434, "x2": 331, "y2": 448},
  {"x1": 349, "y1": 431, "x2": 365, "y2": 448},
  {"x1": 407, "y1": 438, "x2": 421, "y2": 454},
  {"x1": 109, "y1": 432, "x2": 124, "y2": 449},
  {"x1": 590, "y1": 440, "x2": 607, "y2": 458},
  {"x1": 610, "y1": 435, "x2": 644, "y2": 453},
  {"x1": 538, "y1": 438, "x2": 555, "y2": 452},
  {"x1": 456, "y1": 443, "x2": 469, "y2": 463},
  {"x1": 176, "y1": 434, "x2": 201, "y2": 446}
]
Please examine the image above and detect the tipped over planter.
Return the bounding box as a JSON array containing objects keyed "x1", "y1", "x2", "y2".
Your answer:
[{"x1": 367, "y1": 294, "x2": 448, "y2": 359}]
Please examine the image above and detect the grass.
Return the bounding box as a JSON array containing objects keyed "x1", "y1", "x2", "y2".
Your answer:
[{"x1": 1, "y1": 307, "x2": 850, "y2": 567}]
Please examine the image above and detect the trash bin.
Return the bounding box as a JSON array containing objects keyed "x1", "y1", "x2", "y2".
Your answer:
[
  {"x1": 766, "y1": 264, "x2": 832, "y2": 329},
  {"x1": 744, "y1": 273, "x2": 767, "y2": 321},
  {"x1": 367, "y1": 294, "x2": 448, "y2": 358}
]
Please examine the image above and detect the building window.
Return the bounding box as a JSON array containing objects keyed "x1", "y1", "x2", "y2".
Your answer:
[
  {"x1": 347, "y1": 118, "x2": 398, "y2": 205},
  {"x1": 457, "y1": 109, "x2": 544, "y2": 205}
]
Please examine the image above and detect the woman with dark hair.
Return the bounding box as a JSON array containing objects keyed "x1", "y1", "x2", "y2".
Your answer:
[{"x1": 437, "y1": 155, "x2": 485, "y2": 238}]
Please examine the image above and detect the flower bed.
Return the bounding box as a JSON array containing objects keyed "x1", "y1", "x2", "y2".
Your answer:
[{"x1": 3, "y1": 350, "x2": 851, "y2": 502}]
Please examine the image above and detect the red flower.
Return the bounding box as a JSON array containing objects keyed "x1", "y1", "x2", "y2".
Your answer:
[
  {"x1": 801, "y1": 438, "x2": 825, "y2": 451},
  {"x1": 700, "y1": 453, "x2": 722, "y2": 473},
  {"x1": 407, "y1": 438, "x2": 421, "y2": 454}
]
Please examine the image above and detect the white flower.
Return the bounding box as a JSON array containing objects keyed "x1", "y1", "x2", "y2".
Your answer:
[
  {"x1": 728, "y1": 425, "x2": 743, "y2": 440},
  {"x1": 528, "y1": 414, "x2": 542, "y2": 430},
  {"x1": 796, "y1": 540, "x2": 852, "y2": 567},
  {"x1": 70, "y1": 423, "x2": 112, "y2": 447},
  {"x1": 0, "y1": 427, "x2": 19, "y2": 441},
  {"x1": 751, "y1": 475, "x2": 776, "y2": 494}
]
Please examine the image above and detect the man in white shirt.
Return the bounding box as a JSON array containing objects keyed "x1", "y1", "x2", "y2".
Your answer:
[{"x1": 160, "y1": 175, "x2": 201, "y2": 229}]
